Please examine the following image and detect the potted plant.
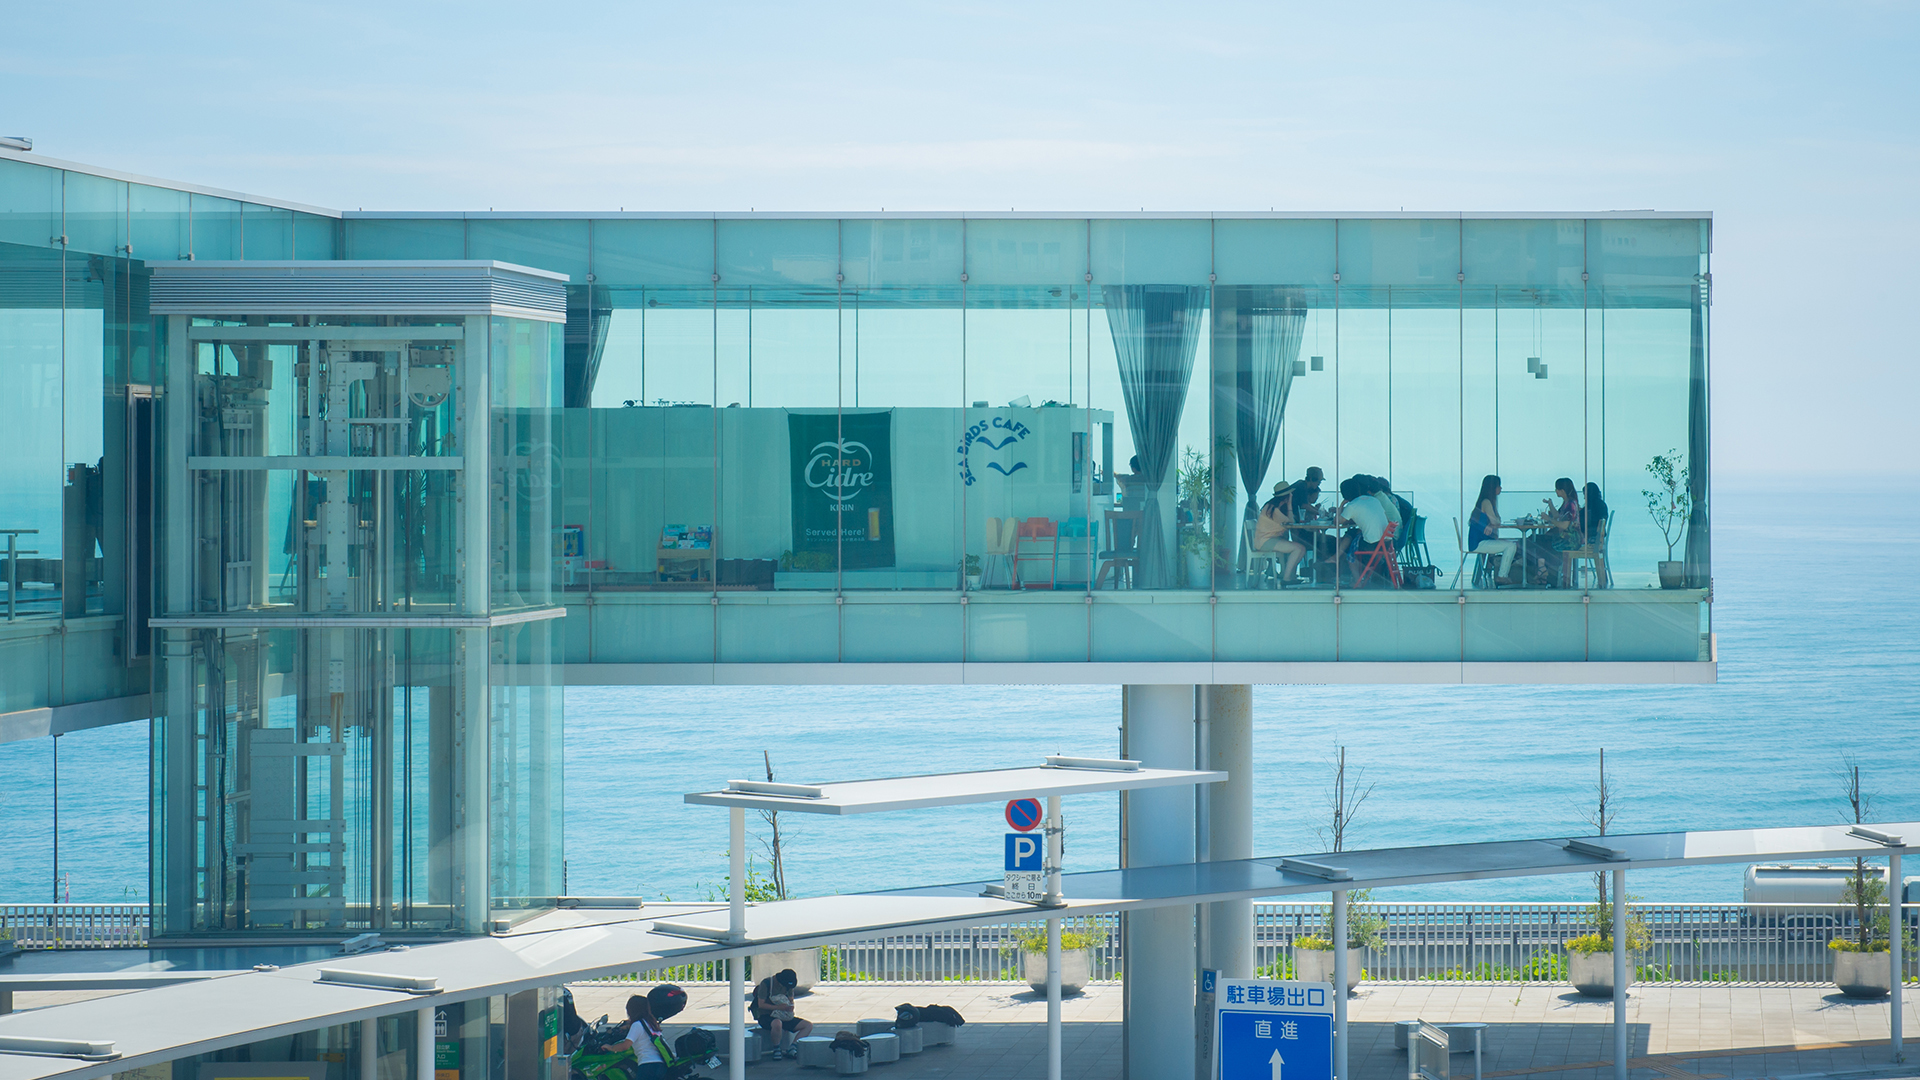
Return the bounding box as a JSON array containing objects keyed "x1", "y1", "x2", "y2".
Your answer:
[
  {"x1": 1292, "y1": 894, "x2": 1384, "y2": 993},
  {"x1": 963, "y1": 554, "x2": 981, "y2": 591},
  {"x1": 1831, "y1": 760, "x2": 1898, "y2": 998},
  {"x1": 1009, "y1": 923, "x2": 1105, "y2": 995},
  {"x1": 1176, "y1": 446, "x2": 1234, "y2": 588},
  {"x1": 1641, "y1": 450, "x2": 1691, "y2": 589}
]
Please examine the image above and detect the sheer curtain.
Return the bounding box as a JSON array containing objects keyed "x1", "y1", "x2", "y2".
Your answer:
[
  {"x1": 1103, "y1": 284, "x2": 1208, "y2": 587},
  {"x1": 1236, "y1": 293, "x2": 1307, "y2": 522}
]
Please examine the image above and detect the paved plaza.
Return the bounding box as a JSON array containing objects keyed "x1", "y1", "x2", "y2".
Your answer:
[{"x1": 569, "y1": 980, "x2": 1920, "y2": 1080}]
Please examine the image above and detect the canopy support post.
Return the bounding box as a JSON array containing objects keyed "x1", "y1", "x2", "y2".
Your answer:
[
  {"x1": 1613, "y1": 867, "x2": 1628, "y2": 1080},
  {"x1": 1047, "y1": 792, "x2": 1063, "y2": 1080},
  {"x1": 730, "y1": 804, "x2": 746, "y2": 1080},
  {"x1": 1333, "y1": 888, "x2": 1348, "y2": 1080},
  {"x1": 1892, "y1": 847, "x2": 1904, "y2": 1061}
]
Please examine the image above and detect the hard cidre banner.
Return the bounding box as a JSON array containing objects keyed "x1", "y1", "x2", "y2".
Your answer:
[{"x1": 788, "y1": 411, "x2": 895, "y2": 570}]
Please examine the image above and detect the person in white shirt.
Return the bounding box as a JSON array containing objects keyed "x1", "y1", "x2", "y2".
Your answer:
[{"x1": 599, "y1": 986, "x2": 690, "y2": 1080}]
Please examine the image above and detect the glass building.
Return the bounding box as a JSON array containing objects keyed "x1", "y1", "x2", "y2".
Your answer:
[{"x1": 0, "y1": 147, "x2": 1710, "y2": 937}]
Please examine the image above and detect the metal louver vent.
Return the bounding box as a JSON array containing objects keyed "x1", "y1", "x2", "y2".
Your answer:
[{"x1": 148, "y1": 260, "x2": 567, "y2": 321}]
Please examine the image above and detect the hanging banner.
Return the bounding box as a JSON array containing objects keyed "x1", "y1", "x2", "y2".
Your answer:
[{"x1": 789, "y1": 411, "x2": 895, "y2": 570}]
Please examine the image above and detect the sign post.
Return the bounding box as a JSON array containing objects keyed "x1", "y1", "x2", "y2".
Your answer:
[{"x1": 1212, "y1": 979, "x2": 1335, "y2": 1080}]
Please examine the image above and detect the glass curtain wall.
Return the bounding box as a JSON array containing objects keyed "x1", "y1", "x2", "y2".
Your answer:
[{"x1": 371, "y1": 212, "x2": 1708, "y2": 666}]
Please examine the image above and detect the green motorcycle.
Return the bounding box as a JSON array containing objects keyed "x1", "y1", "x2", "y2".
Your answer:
[{"x1": 568, "y1": 985, "x2": 716, "y2": 1080}]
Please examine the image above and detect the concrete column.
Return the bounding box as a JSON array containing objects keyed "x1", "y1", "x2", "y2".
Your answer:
[
  {"x1": 360, "y1": 1018, "x2": 378, "y2": 1080},
  {"x1": 1122, "y1": 684, "x2": 1197, "y2": 1080},
  {"x1": 1205, "y1": 685, "x2": 1254, "y2": 978},
  {"x1": 416, "y1": 1007, "x2": 435, "y2": 1080}
]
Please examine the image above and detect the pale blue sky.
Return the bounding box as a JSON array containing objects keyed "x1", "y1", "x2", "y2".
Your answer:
[{"x1": 5, "y1": 1, "x2": 1915, "y2": 478}]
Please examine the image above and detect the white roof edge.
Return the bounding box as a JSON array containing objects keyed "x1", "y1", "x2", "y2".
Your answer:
[
  {"x1": 0, "y1": 147, "x2": 342, "y2": 219},
  {"x1": 146, "y1": 259, "x2": 569, "y2": 282},
  {"x1": 344, "y1": 209, "x2": 1713, "y2": 221},
  {"x1": 0, "y1": 150, "x2": 1711, "y2": 223}
]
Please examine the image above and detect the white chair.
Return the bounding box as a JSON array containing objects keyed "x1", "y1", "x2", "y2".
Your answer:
[
  {"x1": 1244, "y1": 519, "x2": 1278, "y2": 588},
  {"x1": 1451, "y1": 517, "x2": 1497, "y2": 590},
  {"x1": 981, "y1": 517, "x2": 1017, "y2": 589}
]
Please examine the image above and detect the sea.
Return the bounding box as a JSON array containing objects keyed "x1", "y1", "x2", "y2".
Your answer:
[{"x1": 3, "y1": 485, "x2": 1915, "y2": 907}]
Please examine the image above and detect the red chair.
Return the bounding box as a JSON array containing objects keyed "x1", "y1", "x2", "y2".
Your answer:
[
  {"x1": 1350, "y1": 520, "x2": 1402, "y2": 588},
  {"x1": 1013, "y1": 517, "x2": 1060, "y2": 590}
]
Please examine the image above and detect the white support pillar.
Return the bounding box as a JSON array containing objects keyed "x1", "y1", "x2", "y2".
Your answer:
[
  {"x1": 1047, "y1": 793, "x2": 1064, "y2": 1080},
  {"x1": 730, "y1": 805, "x2": 747, "y2": 1080},
  {"x1": 1121, "y1": 684, "x2": 1198, "y2": 1080},
  {"x1": 1613, "y1": 867, "x2": 1628, "y2": 1080},
  {"x1": 361, "y1": 1018, "x2": 377, "y2": 1080},
  {"x1": 1206, "y1": 686, "x2": 1254, "y2": 978},
  {"x1": 416, "y1": 1007, "x2": 435, "y2": 1080},
  {"x1": 1332, "y1": 889, "x2": 1349, "y2": 1080},
  {"x1": 1892, "y1": 848, "x2": 1904, "y2": 1060}
]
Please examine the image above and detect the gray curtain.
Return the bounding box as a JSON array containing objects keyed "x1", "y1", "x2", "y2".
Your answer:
[
  {"x1": 1104, "y1": 284, "x2": 1208, "y2": 587},
  {"x1": 1683, "y1": 279, "x2": 1710, "y2": 588},
  {"x1": 563, "y1": 283, "x2": 611, "y2": 408},
  {"x1": 1235, "y1": 293, "x2": 1306, "y2": 520}
]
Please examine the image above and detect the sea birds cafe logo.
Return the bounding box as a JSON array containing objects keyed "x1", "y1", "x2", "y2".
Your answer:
[
  {"x1": 804, "y1": 439, "x2": 876, "y2": 511},
  {"x1": 956, "y1": 415, "x2": 1032, "y2": 487}
]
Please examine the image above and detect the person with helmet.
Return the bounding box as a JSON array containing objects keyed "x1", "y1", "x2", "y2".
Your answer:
[
  {"x1": 597, "y1": 985, "x2": 690, "y2": 1079},
  {"x1": 751, "y1": 968, "x2": 812, "y2": 1060}
]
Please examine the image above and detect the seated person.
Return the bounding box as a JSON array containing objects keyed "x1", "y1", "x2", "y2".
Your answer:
[
  {"x1": 752, "y1": 968, "x2": 813, "y2": 1060},
  {"x1": 1528, "y1": 477, "x2": 1582, "y2": 585},
  {"x1": 1467, "y1": 474, "x2": 1519, "y2": 585},
  {"x1": 1292, "y1": 466, "x2": 1325, "y2": 513},
  {"x1": 1251, "y1": 483, "x2": 1307, "y2": 586},
  {"x1": 1116, "y1": 455, "x2": 1147, "y2": 509},
  {"x1": 1333, "y1": 476, "x2": 1390, "y2": 578},
  {"x1": 1365, "y1": 475, "x2": 1402, "y2": 532}
]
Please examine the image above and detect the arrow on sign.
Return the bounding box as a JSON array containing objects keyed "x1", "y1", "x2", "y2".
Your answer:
[{"x1": 1269, "y1": 1050, "x2": 1284, "y2": 1080}]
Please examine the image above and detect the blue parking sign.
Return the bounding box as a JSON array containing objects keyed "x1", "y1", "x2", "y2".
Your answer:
[
  {"x1": 1004, "y1": 832, "x2": 1043, "y2": 871},
  {"x1": 1213, "y1": 979, "x2": 1334, "y2": 1080}
]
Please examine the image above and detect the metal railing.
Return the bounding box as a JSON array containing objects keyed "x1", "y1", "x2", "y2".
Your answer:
[
  {"x1": 6, "y1": 901, "x2": 1912, "y2": 988},
  {"x1": 0, "y1": 904, "x2": 149, "y2": 949}
]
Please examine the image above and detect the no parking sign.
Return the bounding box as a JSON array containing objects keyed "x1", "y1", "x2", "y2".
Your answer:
[{"x1": 1003, "y1": 798, "x2": 1046, "y2": 902}]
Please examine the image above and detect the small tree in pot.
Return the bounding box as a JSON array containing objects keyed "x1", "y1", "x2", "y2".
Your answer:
[
  {"x1": 1642, "y1": 450, "x2": 1692, "y2": 589},
  {"x1": 1566, "y1": 749, "x2": 1649, "y2": 996},
  {"x1": 1830, "y1": 759, "x2": 1902, "y2": 998},
  {"x1": 1294, "y1": 747, "x2": 1382, "y2": 992}
]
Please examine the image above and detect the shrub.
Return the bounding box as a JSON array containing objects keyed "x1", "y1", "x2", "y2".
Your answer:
[{"x1": 1294, "y1": 935, "x2": 1333, "y2": 951}]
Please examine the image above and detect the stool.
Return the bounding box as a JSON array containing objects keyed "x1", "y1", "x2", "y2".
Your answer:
[
  {"x1": 833, "y1": 1046, "x2": 869, "y2": 1075},
  {"x1": 856, "y1": 1019, "x2": 893, "y2": 1037},
  {"x1": 893, "y1": 1027, "x2": 924, "y2": 1054},
  {"x1": 1393, "y1": 1020, "x2": 1420, "y2": 1050},
  {"x1": 920, "y1": 1021, "x2": 955, "y2": 1046},
  {"x1": 1441, "y1": 1021, "x2": 1488, "y2": 1080},
  {"x1": 795, "y1": 1036, "x2": 835, "y2": 1068},
  {"x1": 864, "y1": 1033, "x2": 899, "y2": 1064}
]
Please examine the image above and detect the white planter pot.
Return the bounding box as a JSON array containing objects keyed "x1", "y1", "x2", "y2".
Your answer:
[
  {"x1": 1832, "y1": 949, "x2": 1893, "y2": 998},
  {"x1": 1568, "y1": 949, "x2": 1634, "y2": 997},
  {"x1": 1186, "y1": 552, "x2": 1207, "y2": 588},
  {"x1": 1292, "y1": 947, "x2": 1363, "y2": 992},
  {"x1": 750, "y1": 947, "x2": 819, "y2": 994},
  {"x1": 1022, "y1": 947, "x2": 1092, "y2": 994},
  {"x1": 1657, "y1": 560, "x2": 1685, "y2": 589}
]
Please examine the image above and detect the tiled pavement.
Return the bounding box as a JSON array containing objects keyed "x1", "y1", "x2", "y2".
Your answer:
[{"x1": 569, "y1": 981, "x2": 1920, "y2": 1080}]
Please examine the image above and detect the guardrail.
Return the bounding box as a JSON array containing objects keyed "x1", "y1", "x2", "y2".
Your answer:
[
  {"x1": 7, "y1": 901, "x2": 1913, "y2": 987},
  {"x1": 0, "y1": 904, "x2": 148, "y2": 949}
]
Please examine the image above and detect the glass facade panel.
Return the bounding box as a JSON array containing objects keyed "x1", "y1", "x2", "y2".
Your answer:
[
  {"x1": 242, "y1": 202, "x2": 294, "y2": 260},
  {"x1": 189, "y1": 193, "x2": 241, "y2": 260},
  {"x1": 0, "y1": 157, "x2": 61, "y2": 249},
  {"x1": 470, "y1": 218, "x2": 588, "y2": 281},
  {"x1": 0, "y1": 243, "x2": 65, "y2": 623},
  {"x1": 129, "y1": 182, "x2": 189, "y2": 262},
  {"x1": 591, "y1": 219, "x2": 713, "y2": 286},
  {"x1": 64, "y1": 170, "x2": 127, "y2": 257},
  {"x1": 293, "y1": 211, "x2": 338, "y2": 260},
  {"x1": 347, "y1": 217, "x2": 465, "y2": 260}
]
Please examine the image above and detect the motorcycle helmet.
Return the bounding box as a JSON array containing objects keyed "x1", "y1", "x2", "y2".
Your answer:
[{"x1": 647, "y1": 983, "x2": 688, "y2": 1022}]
